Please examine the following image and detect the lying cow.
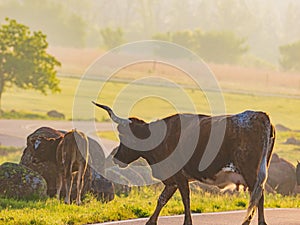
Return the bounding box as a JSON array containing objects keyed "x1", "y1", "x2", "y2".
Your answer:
[
  {"x1": 56, "y1": 129, "x2": 89, "y2": 205},
  {"x1": 93, "y1": 102, "x2": 275, "y2": 225},
  {"x1": 267, "y1": 153, "x2": 297, "y2": 195},
  {"x1": 203, "y1": 169, "x2": 247, "y2": 192}
]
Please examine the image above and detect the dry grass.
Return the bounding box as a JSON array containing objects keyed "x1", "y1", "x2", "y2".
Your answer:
[
  {"x1": 210, "y1": 63, "x2": 300, "y2": 96},
  {"x1": 48, "y1": 46, "x2": 300, "y2": 97},
  {"x1": 48, "y1": 46, "x2": 105, "y2": 75}
]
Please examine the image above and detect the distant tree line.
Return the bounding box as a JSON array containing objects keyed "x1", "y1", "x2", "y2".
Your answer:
[
  {"x1": 2, "y1": 0, "x2": 300, "y2": 70},
  {"x1": 99, "y1": 26, "x2": 300, "y2": 71},
  {"x1": 153, "y1": 30, "x2": 248, "y2": 64}
]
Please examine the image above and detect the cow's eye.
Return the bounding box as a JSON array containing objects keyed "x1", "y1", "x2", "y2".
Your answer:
[{"x1": 34, "y1": 139, "x2": 41, "y2": 150}]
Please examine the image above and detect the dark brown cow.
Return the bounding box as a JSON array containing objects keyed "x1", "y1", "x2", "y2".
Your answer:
[
  {"x1": 26, "y1": 127, "x2": 63, "y2": 164},
  {"x1": 93, "y1": 102, "x2": 275, "y2": 225},
  {"x1": 296, "y1": 160, "x2": 300, "y2": 185},
  {"x1": 56, "y1": 129, "x2": 89, "y2": 205},
  {"x1": 20, "y1": 127, "x2": 64, "y2": 196}
]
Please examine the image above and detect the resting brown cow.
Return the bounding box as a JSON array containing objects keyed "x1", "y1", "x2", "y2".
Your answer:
[
  {"x1": 267, "y1": 153, "x2": 297, "y2": 195},
  {"x1": 56, "y1": 129, "x2": 89, "y2": 205},
  {"x1": 203, "y1": 170, "x2": 247, "y2": 192},
  {"x1": 93, "y1": 102, "x2": 275, "y2": 225}
]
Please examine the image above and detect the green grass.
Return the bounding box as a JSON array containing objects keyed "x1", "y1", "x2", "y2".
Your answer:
[
  {"x1": 0, "y1": 110, "x2": 50, "y2": 120},
  {"x1": 0, "y1": 187, "x2": 299, "y2": 225},
  {"x1": 1, "y1": 76, "x2": 300, "y2": 129},
  {"x1": 98, "y1": 131, "x2": 119, "y2": 142},
  {"x1": 0, "y1": 146, "x2": 23, "y2": 165}
]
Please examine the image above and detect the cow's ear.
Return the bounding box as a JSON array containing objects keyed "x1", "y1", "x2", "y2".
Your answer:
[
  {"x1": 48, "y1": 137, "x2": 62, "y2": 145},
  {"x1": 297, "y1": 160, "x2": 300, "y2": 164}
]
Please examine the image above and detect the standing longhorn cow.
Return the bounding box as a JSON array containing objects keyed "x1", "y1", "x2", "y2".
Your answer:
[{"x1": 93, "y1": 102, "x2": 275, "y2": 225}]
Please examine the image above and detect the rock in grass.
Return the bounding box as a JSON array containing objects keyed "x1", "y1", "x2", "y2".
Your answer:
[{"x1": 0, "y1": 162, "x2": 47, "y2": 200}]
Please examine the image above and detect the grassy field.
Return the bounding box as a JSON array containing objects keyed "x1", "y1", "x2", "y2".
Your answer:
[
  {"x1": 2, "y1": 76, "x2": 300, "y2": 128},
  {"x1": 1, "y1": 52, "x2": 300, "y2": 224}
]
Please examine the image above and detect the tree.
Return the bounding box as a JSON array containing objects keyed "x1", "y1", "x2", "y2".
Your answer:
[
  {"x1": 100, "y1": 27, "x2": 125, "y2": 49},
  {"x1": 0, "y1": 18, "x2": 61, "y2": 110},
  {"x1": 279, "y1": 40, "x2": 300, "y2": 72},
  {"x1": 195, "y1": 30, "x2": 249, "y2": 64}
]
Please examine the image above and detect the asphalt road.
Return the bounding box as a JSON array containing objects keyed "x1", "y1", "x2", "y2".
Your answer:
[
  {"x1": 0, "y1": 119, "x2": 118, "y2": 156},
  {"x1": 97, "y1": 208, "x2": 300, "y2": 225}
]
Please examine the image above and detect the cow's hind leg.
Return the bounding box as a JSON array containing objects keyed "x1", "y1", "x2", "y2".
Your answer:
[
  {"x1": 146, "y1": 184, "x2": 177, "y2": 225},
  {"x1": 177, "y1": 177, "x2": 192, "y2": 225},
  {"x1": 258, "y1": 194, "x2": 267, "y2": 225},
  {"x1": 241, "y1": 194, "x2": 267, "y2": 225},
  {"x1": 76, "y1": 163, "x2": 84, "y2": 205},
  {"x1": 64, "y1": 165, "x2": 73, "y2": 204},
  {"x1": 56, "y1": 172, "x2": 63, "y2": 200}
]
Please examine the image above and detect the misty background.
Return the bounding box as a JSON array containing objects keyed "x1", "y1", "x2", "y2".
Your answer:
[{"x1": 1, "y1": 0, "x2": 300, "y2": 68}]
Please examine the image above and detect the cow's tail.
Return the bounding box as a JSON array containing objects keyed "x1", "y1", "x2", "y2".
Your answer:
[{"x1": 243, "y1": 114, "x2": 275, "y2": 224}]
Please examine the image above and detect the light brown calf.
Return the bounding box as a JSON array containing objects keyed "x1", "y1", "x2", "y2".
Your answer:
[{"x1": 56, "y1": 129, "x2": 89, "y2": 205}]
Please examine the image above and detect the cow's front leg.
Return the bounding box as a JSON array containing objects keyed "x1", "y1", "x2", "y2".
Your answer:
[
  {"x1": 146, "y1": 184, "x2": 177, "y2": 225},
  {"x1": 177, "y1": 178, "x2": 192, "y2": 225}
]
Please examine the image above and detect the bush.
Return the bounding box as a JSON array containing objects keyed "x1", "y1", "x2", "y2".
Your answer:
[{"x1": 100, "y1": 27, "x2": 125, "y2": 49}]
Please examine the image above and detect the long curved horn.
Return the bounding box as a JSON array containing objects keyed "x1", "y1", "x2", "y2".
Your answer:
[{"x1": 92, "y1": 101, "x2": 131, "y2": 125}]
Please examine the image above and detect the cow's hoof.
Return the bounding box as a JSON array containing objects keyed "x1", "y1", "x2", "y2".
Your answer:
[
  {"x1": 145, "y1": 221, "x2": 157, "y2": 225},
  {"x1": 259, "y1": 222, "x2": 267, "y2": 225},
  {"x1": 242, "y1": 221, "x2": 250, "y2": 225}
]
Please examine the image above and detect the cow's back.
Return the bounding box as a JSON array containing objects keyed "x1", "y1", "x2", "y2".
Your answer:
[
  {"x1": 57, "y1": 130, "x2": 88, "y2": 170},
  {"x1": 183, "y1": 111, "x2": 274, "y2": 188}
]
